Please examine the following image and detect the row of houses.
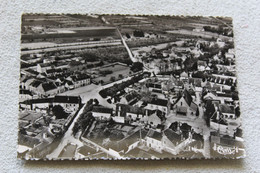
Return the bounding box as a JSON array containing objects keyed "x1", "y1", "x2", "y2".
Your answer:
[
  {"x1": 20, "y1": 73, "x2": 90, "y2": 97},
  {"x1": 20, "y1": 95, "x2": 82, "y2": 113}
]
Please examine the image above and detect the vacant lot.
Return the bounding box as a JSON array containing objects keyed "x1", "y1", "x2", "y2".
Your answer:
[
  {"x1": 94, "y1": 64, "x2": 131, "y2": 84},
  {"x1": 19, "y1": 112, "x2": 43, "y2": 122}
]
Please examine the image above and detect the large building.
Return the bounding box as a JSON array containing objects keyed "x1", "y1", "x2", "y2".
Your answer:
[{"x1": 20, "y1": 95, "x2": 82, "y2": 112}]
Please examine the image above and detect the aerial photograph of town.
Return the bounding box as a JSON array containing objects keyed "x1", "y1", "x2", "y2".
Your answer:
[{"x1": 18, "y1": 14, "x2": 245, "y2": 160}]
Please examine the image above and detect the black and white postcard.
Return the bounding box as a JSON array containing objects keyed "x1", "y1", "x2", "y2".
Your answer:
[{"x1": 18, "y1": 14, "x2": 245, "y2": 160}]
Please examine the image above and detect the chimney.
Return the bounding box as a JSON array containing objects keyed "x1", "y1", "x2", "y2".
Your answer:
[
  {"x1": 216, "y1": 111, "x2": 220, "y2": 121},
  {"x1": 214, "y1": 104, "x2": 219, "y2": 120},
  {"x1": 118, "y1": 105, "x2": 121, "y2": 117}
]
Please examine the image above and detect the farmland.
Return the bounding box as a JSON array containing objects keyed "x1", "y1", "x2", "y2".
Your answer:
[{"x1": 21, "y1": 27, "x2": 120, "y2": 43}]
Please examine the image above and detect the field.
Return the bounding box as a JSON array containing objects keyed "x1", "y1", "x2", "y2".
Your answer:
[
  {"x1": 21, "y1": 27, "x2": 120, "y2": 43},
  {"x1": 94, "y1": 64, "x2": 131, "y2": 84}
]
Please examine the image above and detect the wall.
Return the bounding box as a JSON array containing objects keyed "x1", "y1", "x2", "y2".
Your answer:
[{"x1": 0, "y1": 0, "x2": 260, "y2": 172}]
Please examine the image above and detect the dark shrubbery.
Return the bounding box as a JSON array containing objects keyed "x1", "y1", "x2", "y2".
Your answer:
[
  {"x1": 133, "y1": 30, "x2": 144, "y2": 37},
  {"x1": 52, "y1": 105, "x2": 69, "y2": 119},
  {"x1": 99, "y1": 74, "x2": 144, "y2": 98}
]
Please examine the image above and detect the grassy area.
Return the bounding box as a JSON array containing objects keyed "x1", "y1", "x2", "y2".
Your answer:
[
  {"x1": 59, "y1": 143, "x2": 77, "y2": 158},
  {"x1": 93, "y1": 64, "x2": 131, "y2": 84},
  {"x1": 19, "y1": 112, "x2": 43, "y2": 122}
]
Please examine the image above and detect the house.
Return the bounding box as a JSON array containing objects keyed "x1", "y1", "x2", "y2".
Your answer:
[
  {"x1": 21, "y1": 77, "x2": 35, "y2": 90},
  {"x1": 145, "y1": 129, "x2": 164, "y2": 153},
  {"x1": 180, "y1": 71, "x2": 188, "y2": 80},
  {"x1": 72, "y1": 74, "x2": 91, "y2": 88},
  {"x1": 162, "y1": 129, "x2": 182, "y2": 148},
  {"x1": 49, "y1": 119, "x2": 66, "y2": 134},
  {"x1": 225, "y1": 52, "x2": 235, "y2": 60},
  {"x1": 36, "y1": 72, "x2": 47, "y2": 79},
  {"x1": 147, "y1": 83, "x2": 162, "y2": 91},
  {"x1": 114, "y1": 104, "x2": 147, "y2": 123},
  {"x1": 205, "y1": 66, "x2": 212, "y2": 72},
  {"x1": 148, "y1": 110, "x2": 166, "y2": 128},
  {"x1": 212, "y1": 83, "x2": 222, "y2": 92},
  {"x1": 55, "y1": 82, "x2": 66, "y2": 93},
  {"x1": 197, "y1": 60, "x2": 207, "y2": 71},
  {"x1": 146, "y1": 98, "x2": 168, "y2": 113},
  {"x1": 186, "y1": 79, "x2": 202, "y2": 96},
  {"x1": 53, "y1": 95, "x2": 81, "y2": 112},
  {"x1": 38, "y1": 82, "x2": 58, "y2": 96},
  {"x1": 20, "y1": 98, "x2": 52, "y2": 112},
  {"x1": 219, "y1": 104, "x2": 236, "y2": 120},
  {"x1": 204, "y1": 81, "x2": 212, "y2": 90},
  {"x1": 65, "y1": 80, "x2": 74, "y2": 90},
  {"x1": 29, "y1": 80, "x2": 43, "y2": 94},
  {"x1": 188, "y1": 78, "x2": 202, "y2": 88},
  {"x1": 120, "y1": 91, "x2": 140, "y2": 106},
  {"x1": 203, "y1": 92, "x2": 219, "y2": 102},
  {"x1": 206, "y1": 102, "x2": 236, "y2": 136},
  {"x1": 216, "y1": 92, "x2": 233, "y2": 104},
  {"x1": 210, "y1": 109, "x2": 229, "y2": 135},
  {"x1": 19, "y1": 89, "x2": 33, "y2": 102},
  {"x1": 92, "y1": 106, "x2": 113, "y2": 120},
  {"x1": 36, "y1": 63, "x2": 52, "y2": 73},
  {"x1": 179, "y1": 123, "x2": 192, "y2": 139},
  {"x1": 174, "y1": 80, "x2": 184, "y2": 91},
  {"x1": 162, "y1": 50, "x2": 171, "y2": 57},
  {"x1": 174, "y1": 90, "x2": 198, "y2": 117}
]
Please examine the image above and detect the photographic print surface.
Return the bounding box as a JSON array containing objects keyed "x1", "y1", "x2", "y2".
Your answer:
[{"x1": 18, "y1": 14, "x2": 245, "y2": 160}]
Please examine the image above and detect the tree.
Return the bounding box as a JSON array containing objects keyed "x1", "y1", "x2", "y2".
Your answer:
[
  {"x1": 131, "y1": 62, "x2": 144, "y2": 72},
  {"x1": 87, "y1": 99, "x2": 94, "y2": 106},
  {"x1": 133, "y1": 30, "x2": 144, "y2": 37},
  {"x1": 82, "y1": 52, "x2": 99, "y2": 62},
  {"x1": 69, "y1": 60, "x2": 82, "y2": 67},
  {"x1": 99, "y1": 80, "x2": 104, "y2": 85},
  {"x1": 94, "y1": 99, "x2": 99, "y2": 105},
  {"x1": 118, "y1": 74, "x2": 123, "y2": 79},
  {"x1": 231, "y1": 86, "x2": 236, "y2": 92},
  {"x1": 52, "y1": 105, "x2": 68, "y2": 119},
  {"x1": 110, "y1": 76, "x2": 116, "y2": 82},
  {"x1": 191, "y1": 61, "x2": 198, "y2": 71},
  {"x1": 125, "y1": 33, "x2": 131, "y2": 38},
  {"x1": 232, "y1": 92, "x2": 239, "y2": 100},
  {"x1": 100, "y1": 70, "x2": 113, "y2": 76},
  {"x1": 72, "y1": 122, "x2": 79, "y2": 136},
  {"x1": 19, "y1": 127, "x2": 27, "y2": 135},
  {"x1": 235, "y1": 106, "x2": 241, "y2": 118}
]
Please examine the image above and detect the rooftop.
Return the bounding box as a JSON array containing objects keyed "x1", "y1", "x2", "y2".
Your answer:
[
  {"x1": 42, "y1": 82, "x2": 57, "y2": 92},
  {"x1": 146, "y1": 129, "x2": 163, "y2": 140},
  {"x1": 92, "y1": 106, "x2": 113, "y2": 114},
  {"x1": 53, "y1": 95, "x2": 81, "y2": 104},
  {"x1": 219, "y1": 104, "x2": 235, "y2": 114},
  {"x1": 20, "y1": 89, "x2": 32, "y2": 96},
  {"x1": 164, "y1": 129, "x2": 182, "y2": 142},
  {"x1": 149, "y1": 98, "x2": 168, "y2": 107}
]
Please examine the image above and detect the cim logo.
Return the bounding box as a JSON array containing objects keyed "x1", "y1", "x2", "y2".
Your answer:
[
  {"x1": 213, "y1": 143, "x2": 237, "y2": 155},
  {"x1": 217, "y1": 145, "x2": 235, "y2": 155}
]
